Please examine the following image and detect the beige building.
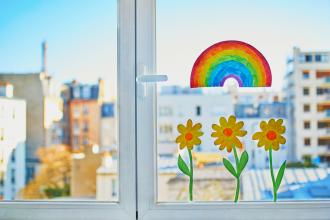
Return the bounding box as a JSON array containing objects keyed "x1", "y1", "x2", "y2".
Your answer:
[{"x1": 284, "y1": 47, "x2": 330, "y2": 163}]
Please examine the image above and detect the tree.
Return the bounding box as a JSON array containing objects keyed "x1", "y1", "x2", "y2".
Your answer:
[{"x1": 21, "y1": 145, "x2": 71, "y2": 199}]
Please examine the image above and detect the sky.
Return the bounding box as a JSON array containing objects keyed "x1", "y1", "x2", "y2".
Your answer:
[
  {"x1": 157, "y1": 0, "x2": 330, "y2": 92},
  {"x1": 0, "y1": 0, "x2": 330, "y2": 96}
]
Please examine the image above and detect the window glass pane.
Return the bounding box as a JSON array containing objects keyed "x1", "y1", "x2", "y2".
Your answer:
[
  {"x1": 156, "y1": 0, "x2": 330, "y2": 202},
  {"x1": 0, "y1": 0, "x2": 118, "y2": 201}
]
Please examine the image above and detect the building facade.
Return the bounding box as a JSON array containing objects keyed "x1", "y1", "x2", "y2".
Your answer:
[
  {"x1": 284, "y1": 48, "x2": 330, "y2": 163},
  {"x1": 0, "y1": 84, "x2": 26, "y2": 199},
  {"x1": 61, "y1": 79, "x2": 105, "y2": 151},
  {"x1": 0, "y1": 73, "x2": 62, "y2": 182}
]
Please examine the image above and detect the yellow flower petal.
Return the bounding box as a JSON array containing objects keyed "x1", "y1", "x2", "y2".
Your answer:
[
  {"x1": 269, "y1": 119, "x2": 276, "y2": 129},
  {"x1": 227, "y1": 145, "x2": 233, "y2": 152},
  {"x1": 192, "y1": 123, "x2": 202, "y2": 131},
  {"x1": 278, "y1": 125, "x2": 286, "y2": 134},
  {"x1": 232, "y1": 137, "x2": 242, "y2": 148},
  {"x1": 220, "y1": 117, "x2": 227, "y2": 127},
  {"x1": 236, "y1": 129, "x2": 247, "y2": 137},
  {"x1": 177, "y1": 124, "x2": 186, "y2": 133},
  {"x1": 212, "y1": 124, "x2": 220, "y2": 131},
  {"x1": 175, "y1": 135, "x2": 184, "y2": 143},
  {"x1": 272, "y1": 141, "x2": 280, "y2": 151},
  {"x1": 233, "y1": 121, "x2": 244, "y2": 130},
  {"x1": 186, "y1": 119, "x2": 193, "y2": 128},
  {"x1": 260, "y1": 121, "x2": 267, "y2": 131},
  {"x1": 252, "y1": 132, "x2": 263, "y2": 140},
  {"x1": 278, "y1": 135, "x2": 286, "y2": 144},
  {"x1": 179, "y1": 142, "x2": 186, "y2": 149},
  {"x1": 195, "y1": 131, "x2": 204, "y2": 137},
  {"x1": 228, "y1": 115, "x2": 236, "y2": 125}
]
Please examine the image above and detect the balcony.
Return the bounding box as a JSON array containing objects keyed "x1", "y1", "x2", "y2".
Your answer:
[{"x1": 318, "y1": 128, "x2": 330, "y2": 136}]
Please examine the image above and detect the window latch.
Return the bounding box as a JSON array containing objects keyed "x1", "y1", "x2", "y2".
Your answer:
[
  {"x1": 136, "y1": 74, "x2": 168, "y2": 83},
  {"x1": 136, "y1": 74, "x2": 168, "y2": 98}
]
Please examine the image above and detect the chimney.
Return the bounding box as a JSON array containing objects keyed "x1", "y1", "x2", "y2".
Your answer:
[{"x1": 42, "y1": 41, "x2": 48, "y2": 73}]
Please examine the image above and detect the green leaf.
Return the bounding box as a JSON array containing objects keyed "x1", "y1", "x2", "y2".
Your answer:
[
  {"x1": 237, "y1": 151, "x2": 249, "y2": 176},
  {"x1": 178, "y1": 154, "x2": 190, "y2": 176},
  {"x1": 223, "y1": 158, "x2": 237, "y2": 177},
  {"x1": 275, "y1": 161, "x2": 286, "y2": 191}
]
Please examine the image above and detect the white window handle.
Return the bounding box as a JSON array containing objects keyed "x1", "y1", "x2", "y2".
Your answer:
[
  {"x1": 136, "y1": 74, "x2": 168, "y2": 98},
  {"x1": 136, "y1": 74, "x2": 168, "y2": 83}
]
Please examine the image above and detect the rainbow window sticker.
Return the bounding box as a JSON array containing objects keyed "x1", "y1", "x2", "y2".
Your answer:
[{"x1": 190, "y1": 40, "x2": 272, "y2": 88}]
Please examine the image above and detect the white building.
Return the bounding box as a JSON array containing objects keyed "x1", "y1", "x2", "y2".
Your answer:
[
  {"x1": 157, "y1": 86, "x2": 287, "y2": 169},
  {"x1": 284, "y1": 48, "x2": 330, "y2": 163},
  {"x1": 0, "y1": 84, "x2": 26, "y2": 200},
  {"x1": 158, "y1": 88, "x2": 233, "y2": 155}
]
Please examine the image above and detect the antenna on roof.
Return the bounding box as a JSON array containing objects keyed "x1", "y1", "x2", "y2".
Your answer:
[{"x1": 41, "y1": 41, "x2": 48, "y2": 73}]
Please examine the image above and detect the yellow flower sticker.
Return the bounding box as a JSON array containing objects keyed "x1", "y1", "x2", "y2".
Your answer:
[
  {"x1": 176, "y1": 119, "x2": 203, "y2": 150},
  {"x1": 252, "y1": 118, "x2": 286, "y2": 151},
  {"x1": 211, "y1": 115, "x2": 247, "y2": 152}
]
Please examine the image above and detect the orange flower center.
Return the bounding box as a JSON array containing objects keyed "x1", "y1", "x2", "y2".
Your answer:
[
  {"x1": 223, "y1": 128, "x2": 233, "y2": 137},
  {"x1": 185, "y1": 132, "x2": 193, "y2": 141},
  {"x1": 266, "y1": 130, "x2": 277, "y2": 140}
]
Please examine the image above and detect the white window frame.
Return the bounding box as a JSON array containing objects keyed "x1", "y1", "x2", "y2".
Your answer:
[
  {"x1": 136, "y1": 0, "x2": 330, "y2": 219},
  {"x1": 0, "y1": 0, "x2": 136, "y2": 219}
]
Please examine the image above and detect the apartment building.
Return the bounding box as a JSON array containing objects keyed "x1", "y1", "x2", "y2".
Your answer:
[
  {"x1": 0, "y1": 83, "x2": 26, "y2": 199},
  {"x1": 284, "y1": 47, "x2": 330, "y2": 163}
]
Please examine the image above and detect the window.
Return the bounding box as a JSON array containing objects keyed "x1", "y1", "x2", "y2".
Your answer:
[
  {"x1": 304, "y1": 138, "x2": 311, "y2": 146},
  {"x1": 0, "y1": 0, "x2": 136, "y2": 219},
  {"x1": 303, "y1": 104, "x2": 310, "y2": 112},
  {"x1": 304, "y1": 121, "x2": 311, "y2": 129},
  {"x1": 82, "y1": 105, "x2": 89, "y2": 115},
  {"x1": 196, "y1": 105, "x2": 201, "y2": 116},
  {"x1": 302, "y1": 70, "x2": 310, "y2": 79},
  {"x1": 0, "y1": 128, "x2": 4, "y2": 141},
  {"x1": 305, "y1": 54, "x2": 313, "y2": 62},
  {"x1": 303, "y1": 87, "x2": 309, "y2": 95},
  {"x1": 159, "y1": 106, "x2": 173, "y2": 116},
  {"x1": 318, "y1": 138, "x2": 330, "y2": 146},
  {"x1": 137, "y1": 1, "x2": 330, "y2": 219},
  {"x1": 315, "y1": 54, "x2": 329, "y2": 62}
]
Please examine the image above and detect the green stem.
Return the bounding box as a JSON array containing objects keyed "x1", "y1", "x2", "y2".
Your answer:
[
  {"x1": 233, "y1": 146, "x2": 240, "y2": 203},
  {"x1": 269, "y1": 149, "x2": 277, "y2": 202},
  {"x1": 188, "y1": 149, "x2": 193, "y2": 201}
]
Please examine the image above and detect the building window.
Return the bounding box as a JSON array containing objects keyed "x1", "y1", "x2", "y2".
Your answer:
[
  {"x1": 83, "y1": 121, "x2": 89, "y2": 132},
  {"x1": 304, "y1": 121, "x2": 311, "y2": 129},
  {"x1": 159, "y1": 124, "x2": 173, "y2": 134},
  {"x1": 12, "y1": 109, "x2": 16, "y2": 119},
  {"x1": 303, "y1": 104, "x2": 310, "y2": 112},
  {"x1": 316, "y1": 54, "x2": 329, "y2": 62},
  {"x1": 302, "y1": 71, "x2": 310, "y2": 79},
  {"x1": 159, "y1": 106, "x2": 173, "y2": 117},
  {"x1": 11, "y1": 169, "x2": 15, "y2": 184},
  {"x1": 0, "y1": 128, "x2": 4, "y2": 141},
  {"x1": 82, "y1": 137, "x2": 89, "y2": 146},
  {"x1": 73, "y1": 106, "x2": 80, "y2": 118},
  {"x1": 304, "y1": 138, "x2": 311, "y2": 146},
  {"x1": 82, "y1": 105, "x2": 89, "y2": 115},
  {"x1": 317, "y1": 87, "x2": 324, "y2": 95},
  {"x1": 305, "y1": 54, "x2": 313, "y2": 62},
  {"x1": 318, "y1": 138, "x2": 330, "y2": 146},
  {"x1": 196, "y1": 106, "x2": 201, "y2": 116},
  {"x1": 303, "y1": 87, "x2": 309, "y2": 95}
]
